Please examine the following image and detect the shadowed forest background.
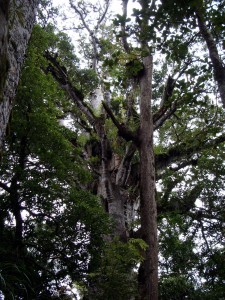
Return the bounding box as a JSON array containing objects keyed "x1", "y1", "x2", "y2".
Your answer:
[{"x1": 0, "y1": 0, "x2": 225, "y2": 299}]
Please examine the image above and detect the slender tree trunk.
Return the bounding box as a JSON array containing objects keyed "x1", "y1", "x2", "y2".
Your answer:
[
  {"x1": 138, "y1": 55, "x2": 158, "y2": 300},
  {"x1": 10, "y1": 135, "x2": 27, "y2": 254},
  {"x1": 0, "y1": 0, "x2": 37, "y2": 150},
  {"x1": 10, "y1": 177, "x2": 23, "y2": 251}
]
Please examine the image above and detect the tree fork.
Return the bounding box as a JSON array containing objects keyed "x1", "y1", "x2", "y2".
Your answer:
[{"x1": 138, "y1": 55, "x2": 158, "y2": 300}]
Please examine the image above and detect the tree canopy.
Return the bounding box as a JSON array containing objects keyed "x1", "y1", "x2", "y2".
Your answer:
[{"x1": 0, "y1": 0, "x2": 225, "y2": 299}]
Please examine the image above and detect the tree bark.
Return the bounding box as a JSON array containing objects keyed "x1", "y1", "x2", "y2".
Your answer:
[
  {"x1": 45, "y1": 53, "x2": 129, "y2": 240},
  {"x1": 96, "y1": 119, "x2": 128, "y2": 241},
  {"x1": 0, "y1": 0, "x2": 10, "y2": 102},
  {"x1": 195, "y1": 6, "x2": 225, "y2": 108},
  {"x1": 138, "y1": 55, "x2": 158, "y2": 300},
  {"x1": 0, "y1": 0, "x2": 37, "y2": 150},
  {"x1": 45, "y1": 50, "x2": 159, "y2": 298}
]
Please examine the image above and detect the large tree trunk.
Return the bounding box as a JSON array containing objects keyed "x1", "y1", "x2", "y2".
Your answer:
[
  {"x1": 45, "y1": 50, "x2": 159, "y2": 298},
  {"x1": 0, "y1": 0, "x2": 10, "y2": 102},
  {"x1": 138, "y1": 55, "x2": 158, "y2": 300},
  {"x1": 0, "y1": 0, "x2": 37, "y2": 150},
  {"x1": 96, "y1": 118, "x2": 128, "y2": 241}
]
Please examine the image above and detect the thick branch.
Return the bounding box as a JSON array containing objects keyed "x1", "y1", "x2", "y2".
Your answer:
[
  {"x1": 158, "y1": 184, "x2": 203, "y2": 216},
  {"x1": 116, "y1": 142, "x2": 137, "y2": 186},
  {"x1": 156, "y1": 133, "x2": 225, "y2": 171},
  {"x1": 160, "y1": 75, "x2": 176, "y2": 108},
  {"x1": 196, "y1": 7, "x2": 225, "y2": 107},
  {"x1": 153, "y1": 75, "x2": 177, "y2": 129},
  {"x1": 188, "y1": 209, "x2": 224, "y2": 223},
  {"x1": 154, "y1": 102, "x2": 177, "y2": 130},
  {"x1": 156, "y1": 158, "x2": 198, "y2": 181},
  {"x1": 44, "y1": 51, "x2": 96, "y2": 126},
  {"x1": 102, "y1": 101, "x2": 139, "y2": 143},
  {"x1": 121, "y1": 0, "x2": 130, "y2": 53}
]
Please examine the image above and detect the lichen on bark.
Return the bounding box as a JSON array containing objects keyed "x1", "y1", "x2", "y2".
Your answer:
[
  {"x1": 0, "y1": 0, "x2": 38, "y2": 151},
  {"x1": 0, "y1": 0, "x2": 10, "y2": 103}
]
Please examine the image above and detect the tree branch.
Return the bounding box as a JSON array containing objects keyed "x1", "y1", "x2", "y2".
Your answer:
[
  {"x1": 69, "y1": 1, "x2": 92, "y2": 36},
  {"x1": 195, "y1": 6, "x2": 225, "y2": 107},
  {"x1": 0, "y1": 181, "x2": 11, "y2": 193},
  {"x1": 156, "y1": 133, "x2": 225, "y2": 171},
  {"x1": 102, "y1": 101, "x2": 139, "y2": 143},
  {"x1": 121, "y1": 0, "x2": 130, "y2": 53},
  {"x1": 69, "y1": 0, "x2": 109, "y2": 70},
  {"x1": 44, "y1": 51, "x2": 96, "y2": 126},
  {"x1": 158, "y1": 184, "x2": 203, "y2": 215},
  {"x1": 154, "y1": 102, "x2": 177, "y2": 130},
  {"x1": 97, "y1": 0, "x2": 110, "y2": 27},
  {"x1": 116, "y1": 142, "x2": 137, "y2": 186},
  {"x1": 153, "y1": 75, "x2": 177, "y2": 129}
]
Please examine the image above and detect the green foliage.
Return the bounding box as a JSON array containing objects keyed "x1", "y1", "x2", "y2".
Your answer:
[
  {"x1": 73, "y1": 68, "x2": 99, "y2": 95},
  {"x1": 0, "y1": 24, "x2": 109, "y2": 299},
  {"x1": 62, "y1": 1, "x2": 225, "y2": 296},
  {"x1": 0, "y1": 262, "x2": 32, "y2": 300},
  {"x1": 2, "y1": 0, "x2": 225, "y2": 298},
  {"x1": 159, "y1": 275, "x2": 198, "y2": 300},
  {"x1": 31, "y1": 24, "x2": 98, "y2": 97},
  {"x1": 84, "y1": 238, "x2": 147, "y2": 300}
]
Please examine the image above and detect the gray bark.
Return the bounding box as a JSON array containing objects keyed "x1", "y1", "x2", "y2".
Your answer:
[
  {"x1": 45, "y1": 53, "x2": 129, "y2": 240},
  {"x1": 0, "y1": 0, "x2": 37, "y2": 150},
  {"x1": 96, "y1": 120, "x2": 128, "y2": 241},
  {"x1": 0, "y1": 0, "x2": 10, "y2": 102}
]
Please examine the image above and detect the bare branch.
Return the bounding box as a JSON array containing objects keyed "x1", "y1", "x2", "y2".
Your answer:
[
  {"x1": 69, "y1": 1, "x2": 92, "y2": 35},
  {"x1": 69, "y1": 0, "x2": 109, "y2": 70},
  {"x1": 97, "y1": 0, "x2": 110, "y2": 28},
  {"x1": 199, "y1": 219, "x2": 212, "y2": 253},
  {"x1": 69, "y1": 1, "x2": 99, "y2": 69}
]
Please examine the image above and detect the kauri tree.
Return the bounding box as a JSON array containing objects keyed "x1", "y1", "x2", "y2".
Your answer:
[{"x1": 1, "y1": 0, "x2": 225, "y2": 299}]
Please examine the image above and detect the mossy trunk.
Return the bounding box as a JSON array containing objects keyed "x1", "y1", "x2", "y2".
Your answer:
[
  {"x1": 0, "y1": 0, "x2": 10, "y2": 103},
  {"x1": 0, "y1": 0, "x2": 38, "y2": 150}
]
